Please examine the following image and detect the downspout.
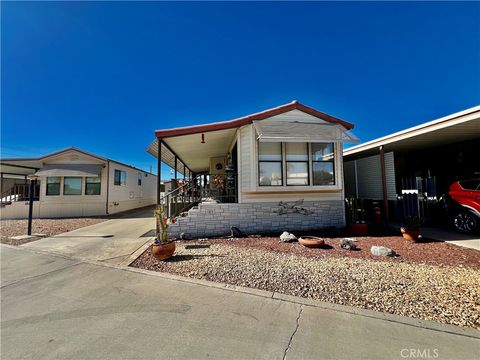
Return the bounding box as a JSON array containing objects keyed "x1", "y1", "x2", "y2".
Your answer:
[
  {"x1": 105, "y1": 161, "x2": 110, "y2": 215},
  {"x1": 379, "y1": 145, "x2": 389, "y2": 225}
]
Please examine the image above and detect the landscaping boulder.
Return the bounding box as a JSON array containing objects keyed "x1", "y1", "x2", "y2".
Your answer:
[
  {"x1": 230, "y1": 226, "x2": 246, "y2": 238},
  {"x1": 280, "y1": 231, "x2": 297, "y2": 242},
  {"x1": 371, "y1": 246, "x2": 396, "y2": 257},
  {"x1": 340, "y1": 238, "x2": 357, "y2": 250}
]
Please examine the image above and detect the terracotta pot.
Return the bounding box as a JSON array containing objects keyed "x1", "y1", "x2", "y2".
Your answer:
[
  {"x1": 151, "y1": 241, "x2": 176, "y2": 261},
  {"x1": 298, "y1": 236, "x2": 325, "y2": 248},
  {"x1": 400, "y1": 227, "x2": 420, "y2": 242},
  {"x1": 347, "y1": 223, "x2": 368, "y2": 236}
]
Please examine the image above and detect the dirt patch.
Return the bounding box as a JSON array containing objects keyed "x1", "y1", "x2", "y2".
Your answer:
[
  {"x1": 0, "y1": 218, "x2": 107, "y2": 245},
  {"x1": 131, "y1": 236, "x2": 480, "y2": 329}
]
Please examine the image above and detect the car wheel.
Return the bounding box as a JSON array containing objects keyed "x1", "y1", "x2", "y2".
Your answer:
[{"x1": 453, "y1": 210, "x2": 478, "y2": 233}]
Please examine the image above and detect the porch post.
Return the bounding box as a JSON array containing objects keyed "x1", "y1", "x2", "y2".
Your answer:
[
  {"x1": 174, "y1": 156, "x2": 178, "y2": 182},
  {"x1": 379, "y1": 145, "x2": 389, "y2": 225},
  {"x1": 157, "y1": 138, "x2": 162, "y2": 206},
  {"x1": 27, "y1": 178, "x2": 36, "y2": 236}
]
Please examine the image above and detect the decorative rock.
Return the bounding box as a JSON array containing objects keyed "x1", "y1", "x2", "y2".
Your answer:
[
  {"x1": 371, "y1": 246, "x2": 396, "y2": 257},
  {"x1": 230, "y1": 226, "x2": 246, "y2": 238},
  {"x1": 279, "y1": 231, "x2": 297, "y2": 243},
  {"x1": 340, "y1": 238, "x2": 357, "y2": 250}
]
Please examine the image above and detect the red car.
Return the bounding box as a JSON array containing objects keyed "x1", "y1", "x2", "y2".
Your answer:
[{"x1": 448, "y1": 179, "x2": 480, "y2": 233}]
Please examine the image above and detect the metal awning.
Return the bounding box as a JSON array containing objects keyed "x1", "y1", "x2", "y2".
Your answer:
[
  {"x1": 253, "y1": 121, "x2": 358, "y2": 143},
  {"x1": 35, "y1": 164, "x2": 104, "y2": 177}
]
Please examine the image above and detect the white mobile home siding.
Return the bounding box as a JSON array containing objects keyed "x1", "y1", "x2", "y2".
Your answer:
[{"x1": 107, "y1": 162, "x2": 156, "y2": 214}]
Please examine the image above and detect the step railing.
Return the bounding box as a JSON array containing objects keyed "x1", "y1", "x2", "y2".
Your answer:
[
  {"x1": 159, "y1": 173, "x2": 238, "y2": 218},
  {"x1": 0, "y1": 184, "x2": 40, "y2": 206}
]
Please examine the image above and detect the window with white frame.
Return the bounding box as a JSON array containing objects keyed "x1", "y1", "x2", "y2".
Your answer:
[
  {"x1": 257, "y1": 142, "x2": 335, "y2": 187},
  {"x1": 258, "y1": 142, "x2": 283, "y2": 186},
  {"x1": 312, "y1": 143, "x2": 335, "y2": 185},
  {"x1": 286, "y1": 143, "x2": 309, "y2": 185}
]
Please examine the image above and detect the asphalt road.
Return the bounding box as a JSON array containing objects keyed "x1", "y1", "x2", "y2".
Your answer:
[{"x1": 1, "y1": 245, "x2": 479, "y2": 360}]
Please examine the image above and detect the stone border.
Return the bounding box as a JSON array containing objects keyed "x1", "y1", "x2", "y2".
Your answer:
[{"x1": 2, "y1": 243, "x2": 479, "y2": 340}]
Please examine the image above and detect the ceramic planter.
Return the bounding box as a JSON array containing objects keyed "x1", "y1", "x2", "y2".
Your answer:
[
  {"x1": 347, "y1": 223, "x2": 368, "y2": 236},
  {"x1": 298, "y1": 236, "x2": 325, "y2": 248},
  {"x1": 151, "y1": 241, "x2": 176, "y2": 261},
  {"x1": 400, "y1": 227, "x2": 420, "y2": 242}
]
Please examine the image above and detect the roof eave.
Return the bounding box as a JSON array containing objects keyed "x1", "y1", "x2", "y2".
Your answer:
[{"x1": 155, "y1": 101, "x2": 354, "y2": 138}]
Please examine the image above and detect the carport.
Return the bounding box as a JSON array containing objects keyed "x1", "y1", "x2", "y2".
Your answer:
[{"x1": 343, "y1": 105, "x2": 480, "y2": 224}]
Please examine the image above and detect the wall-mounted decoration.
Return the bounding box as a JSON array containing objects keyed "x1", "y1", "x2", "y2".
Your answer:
[{"x1": 274, "y1": 199, "x2": 312, "y2": 215}]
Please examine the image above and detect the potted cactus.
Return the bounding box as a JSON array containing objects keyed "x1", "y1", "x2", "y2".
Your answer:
[
  {"x1": 400, "y1": 216, "x2": 421, "y2": 241},
  {"x1": 151, "y1": 205, "x2": 175, "y2": 260}
]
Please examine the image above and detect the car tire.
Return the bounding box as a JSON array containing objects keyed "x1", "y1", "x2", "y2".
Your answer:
[{"x1": 453, "y1": 210, "x2": 478, "y2": 233}]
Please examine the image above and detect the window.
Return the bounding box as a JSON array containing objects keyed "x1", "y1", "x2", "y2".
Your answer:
[
  {"x1": 258, "y1": 142, "x2": 282, "y2": 186},
  {"x1": 46, "y1": 177, "x2": 61, "y2": 196},
  {"x1": 85, "y1": 177, "x2": 101, "y2": 195},
  {"x1": 114, "y1": 170, "x2": 126, "y2": 186},
  {"x1": 312, "y1": 143, "x2": 335, "y2": 185},
  {"x1": 138, "y1": 173, "x2": 142, "y2": 186},
  {"x1": 286, "y1": 143, "x2": 309, "y2": 185},
  {"x1": 63, "y1": 177, "x2": 82, "y2": 195},
  {"x1": 459, "y1": 180, "x2": 480, "y2": 191}
]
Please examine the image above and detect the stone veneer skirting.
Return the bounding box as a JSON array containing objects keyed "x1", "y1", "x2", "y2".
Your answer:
[{"x1": 168, "y1": 200, "x2": 345, "y2": 239}]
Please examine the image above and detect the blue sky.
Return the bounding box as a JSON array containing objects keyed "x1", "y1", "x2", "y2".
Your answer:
[{"x1": 2, "y1": 1, "x2": 479, "y2": 178}]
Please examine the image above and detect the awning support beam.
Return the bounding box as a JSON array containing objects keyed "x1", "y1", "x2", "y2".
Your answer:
[{"x1": 157, "y1": 138, "x2": 163, "y2": 206}]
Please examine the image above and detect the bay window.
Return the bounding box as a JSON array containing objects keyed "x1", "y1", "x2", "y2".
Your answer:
[
  {"x1": 258, "y1": 142, "x2": 282, "y2": 186},
  {"x1": 286, "y1": 143, "x2": 309, "y2": 185},
  {"x1": 46, "y1": 177, "x2": 61, "y2": 196},
  {"x1": 312, "y1": 143, "x2": 335, "y2": 185},
  {"x1": 63, "y1": 177, "x2": 82, "y2": 195},
  {"x1": 85, "y1": 176, "x2": 101, "y2": 195},
  {"x1": 258, "y1": 142, "x2": 336, "y2": 187}
]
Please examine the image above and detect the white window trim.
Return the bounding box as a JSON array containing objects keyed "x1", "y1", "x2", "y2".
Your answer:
[{"x1": 254, "y1": 140, "x2": 343, "y2": 192}]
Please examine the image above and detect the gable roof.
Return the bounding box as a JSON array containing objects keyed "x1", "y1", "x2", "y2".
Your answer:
[
  {"x1": 1, "y1": 147, "x2": 156, "y2": 176},
  {"x1": 155, "y1": 100, "x2": 354, "y2": 138}
]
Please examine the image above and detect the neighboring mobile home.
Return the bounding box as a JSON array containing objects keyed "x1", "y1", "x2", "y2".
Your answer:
[
  {"x1": 0, "y1": 147, "x2": 157, "y2": 219},
  {"x1": 148, "y1": 101, "x2": 357, "y2": 238},
  {"x1": 343, "y1": 105, "x2": 480, "y2": 225}
]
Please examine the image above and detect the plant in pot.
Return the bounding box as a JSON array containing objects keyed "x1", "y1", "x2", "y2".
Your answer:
[
  {"x1": 400, "y1": 216, "x2": 421, "y2": 241},
  {"x1": 346, "y1": 198, "x2": 368, "y2": 236},
  {"x1": 151, "y1": 205, "x2": 176, "y2": 261}
]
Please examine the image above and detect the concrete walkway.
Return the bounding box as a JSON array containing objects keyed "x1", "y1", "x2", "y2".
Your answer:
[
  {"x1": 1, "y1": 245, "x2": 478, "y2": 360},
  {"x1": 422, "y1": 226, "x2": 480, "y2": 251},
  {"x1": 22, "y1": 207, "x2": 155, "y2": 264}
]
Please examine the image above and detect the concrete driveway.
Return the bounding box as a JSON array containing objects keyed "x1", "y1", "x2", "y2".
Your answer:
[
  {"x1": 22, "y1": 207, "x2": 155, "y2": 264},
  {"x1": 1, "y1": 246, "x2": 479, "y2": 360}
]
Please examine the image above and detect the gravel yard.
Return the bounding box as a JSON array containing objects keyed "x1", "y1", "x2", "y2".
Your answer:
[
  {"x1": 131, "y1": 236, "x2": 480, "y2": 329},
  {"x1": 0, "y1": 218, "x2": 107, "y2": 245}
]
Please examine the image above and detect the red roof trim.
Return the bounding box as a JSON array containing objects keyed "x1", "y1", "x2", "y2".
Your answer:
[{"x1": 155, "y1": 101, "x2": 354, "y2": 138}]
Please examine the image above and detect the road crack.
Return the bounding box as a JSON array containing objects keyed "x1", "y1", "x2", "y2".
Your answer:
[{"x1": 283, "y1": 304, "x2": 303, "y2": 360}]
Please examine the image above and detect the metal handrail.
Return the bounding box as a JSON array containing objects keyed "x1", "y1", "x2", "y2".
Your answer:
[{"x1": 158, "y1": 173, "x2": 238, "y2": 218}]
